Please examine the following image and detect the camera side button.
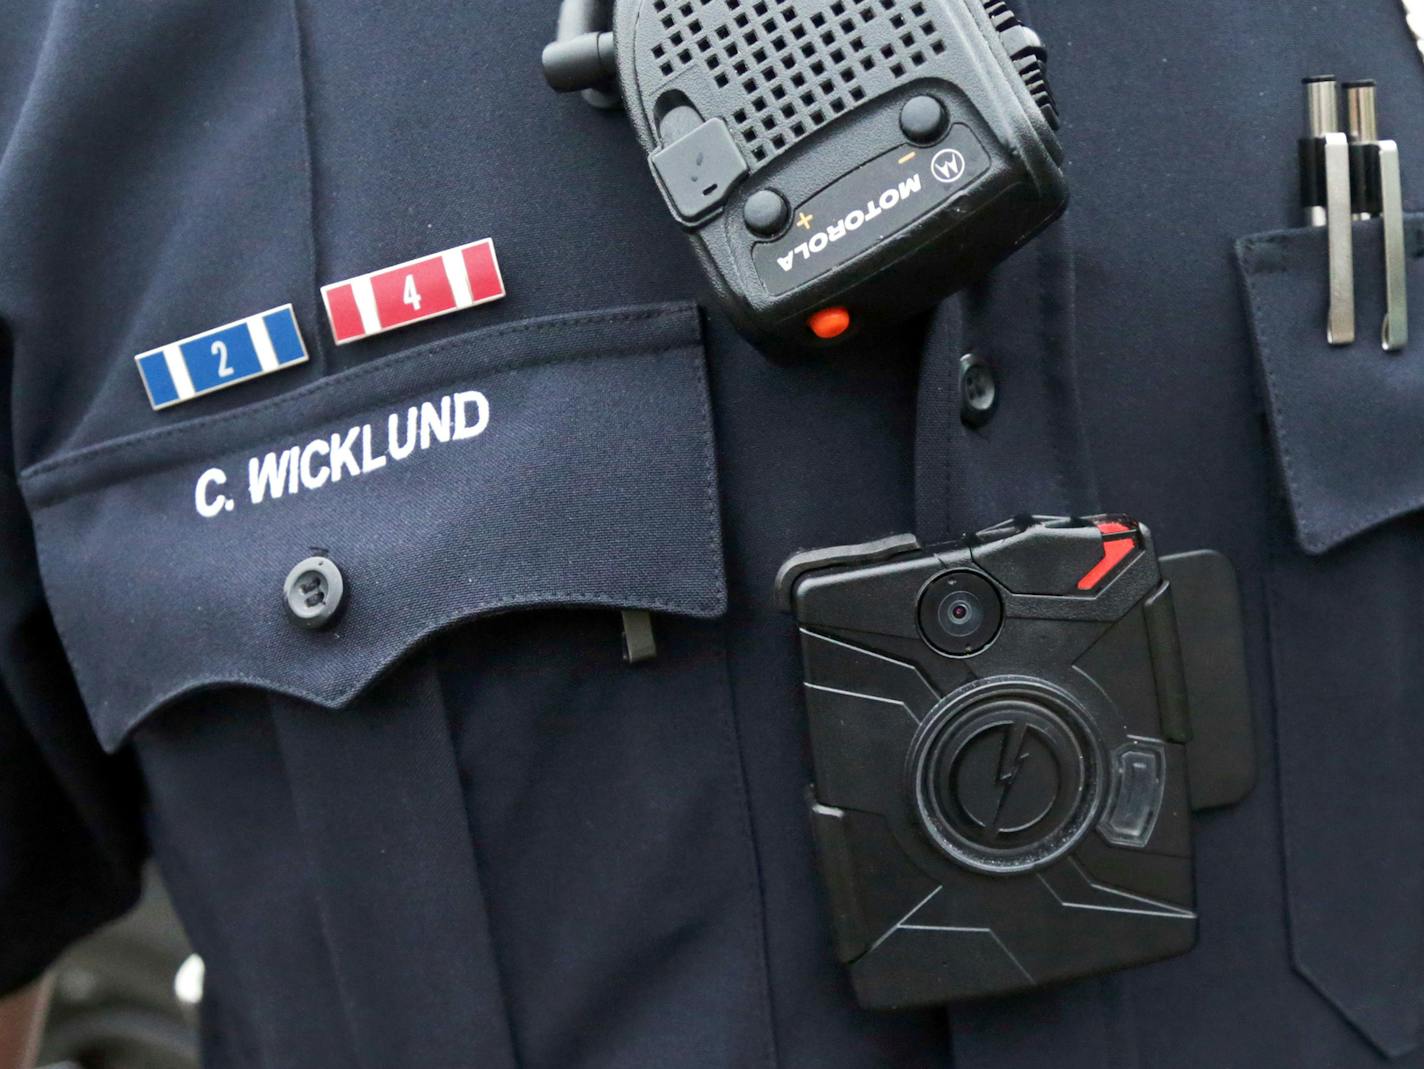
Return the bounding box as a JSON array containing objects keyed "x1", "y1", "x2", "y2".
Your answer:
[{"x1": 1098, "y1": 741, "x2": 1167, "y2": 848}]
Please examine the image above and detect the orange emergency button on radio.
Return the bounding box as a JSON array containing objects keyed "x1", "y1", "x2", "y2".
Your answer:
[{"x1": 807, "y1": 306, "x2": 852, "y2": 340}]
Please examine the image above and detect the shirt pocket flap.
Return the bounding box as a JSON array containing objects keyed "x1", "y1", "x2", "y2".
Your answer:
[
  {"x1": 1235, "y1": 215, "x2": 1424, "y2": 555},
  {"x1": 20, "y1": 303, "x2": 725, "y2": 751}
]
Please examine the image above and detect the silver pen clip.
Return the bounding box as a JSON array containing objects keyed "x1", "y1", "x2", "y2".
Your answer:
[
  {"x1": 1344, "y1": 80, "x2": 1408, "y2": 351},
  {"x1": 1323, "y1": 132, "x2": 1356, "y2": 346},
  {"x1": 1378, "y1": 140, "x2": 1409, "y2": 351}
]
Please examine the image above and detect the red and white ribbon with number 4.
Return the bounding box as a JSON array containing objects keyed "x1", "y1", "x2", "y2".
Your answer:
[{"x1": 321, "y1": 238, "x2": 506, "y2": 345}]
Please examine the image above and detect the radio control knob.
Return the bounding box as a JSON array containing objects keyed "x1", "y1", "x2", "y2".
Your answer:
[
  {"x1": 982, "y1": 0, "x2": 1019, "y2": 31},
  {"x1": 900, "y1": 95, "x2": 949, "y2": 145},
  {"x1": 743, "y1": 189, "x2": 790, "y2": 237},
  {"x1": 983, "y1": 2, "x2": 1060, "y2": 129}
]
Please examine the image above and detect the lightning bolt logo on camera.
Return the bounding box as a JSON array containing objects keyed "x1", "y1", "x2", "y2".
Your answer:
[{"x1": 986, "y1": 720, "x2": 1034, "y2": 835}]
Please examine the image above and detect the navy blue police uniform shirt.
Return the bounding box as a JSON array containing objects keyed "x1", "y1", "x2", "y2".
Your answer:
[{"x1": 4, "y1": 2, "x2": 1424, "y2": 1067}]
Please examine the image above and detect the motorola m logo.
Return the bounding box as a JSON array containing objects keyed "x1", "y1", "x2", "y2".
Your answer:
[
  {"x1": 931, "y1": 148, "x2": 967, "y2": 184},
  {"x1": 776, "y1": 175, "x2": 923, "y2": 272}
]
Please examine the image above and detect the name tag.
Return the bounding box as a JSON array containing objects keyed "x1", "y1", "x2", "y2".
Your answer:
[
  {"x1": 321, "y1": 238, "x2": 506, "y2": 345},
  {"x1": 135, "y1": 305, "x2": 309, "y2": 411}
]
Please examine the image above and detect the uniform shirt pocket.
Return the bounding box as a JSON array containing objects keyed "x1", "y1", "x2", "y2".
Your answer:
[
  {"x1": 19, "y1": 302, "x2": 725, "y2": 752},
  {"x1": 17, "y1": 301, "x2": 793, "y2": 1069},
  {"x1": 1236, "y1": 216, "x2": 1424, "y2": 1058}
]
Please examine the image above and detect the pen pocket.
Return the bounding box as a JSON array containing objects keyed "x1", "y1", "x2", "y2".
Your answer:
[
  {"x1": 1236, "y1": 216, "x2": 1424, "y2": 1058},
  {"x1": 1237, "y1": 217, "x2": 1424, "y2": 554}
]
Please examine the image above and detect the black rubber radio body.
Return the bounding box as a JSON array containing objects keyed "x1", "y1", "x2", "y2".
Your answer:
[
  {"x1": 776, "y1": 517, "x2": 1255, "y2": 1008},
  {"x1": 544, "y1": 0, "x2": 1067, "y2": 349}
]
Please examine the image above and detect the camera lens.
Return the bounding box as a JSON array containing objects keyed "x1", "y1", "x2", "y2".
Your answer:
[
  {"x1": 918, "y1": 570, "x2": 1003, "y2": 656},
  {"x1": 937, "y1": 590, "x2": 984, "y2": 638}
]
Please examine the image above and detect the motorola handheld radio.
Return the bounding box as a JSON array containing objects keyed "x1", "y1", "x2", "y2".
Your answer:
[{"x1": 544, "y1": 0, "x2": 1067, "y2": 350}]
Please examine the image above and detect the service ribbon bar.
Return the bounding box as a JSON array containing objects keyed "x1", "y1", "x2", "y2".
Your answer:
[
  {"x1": 321, "y1": 238, "x2": 506, "y2": 345},
  {"x1": 135, "y1": 304, "x2": 309, "y2": 411}
]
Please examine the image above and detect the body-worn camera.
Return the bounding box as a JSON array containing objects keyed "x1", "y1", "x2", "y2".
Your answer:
[
  {"x1": 544, "y1": 0, "x2": 1067, "y2": 349},
  {"x1": 775, "y1": 517, "x2": 1255, "y2": 1008}
]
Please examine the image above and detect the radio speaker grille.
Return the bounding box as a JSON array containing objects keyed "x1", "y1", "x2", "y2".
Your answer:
[{"x1": 645, "y1": 0, "x2": 947, "y2": 164}]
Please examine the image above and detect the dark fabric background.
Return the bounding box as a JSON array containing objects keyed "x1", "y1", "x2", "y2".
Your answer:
[{"x1": 2, "y1": 1, "x2": 1424, "y2": 1067}]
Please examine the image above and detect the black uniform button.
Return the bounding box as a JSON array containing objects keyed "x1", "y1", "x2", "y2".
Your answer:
[
  {"x1": 959, "y1": 352, "x2": 998, "y2": 428},
  {"x1": 900, "y1": 95, "x2": 949, "y2": 145},
  {"x1": 284, "y1": 556, "x2": 345, "y2": 629},
  {"x1": 744, "y1": 189, "x2": 790, "y2": 237}
]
